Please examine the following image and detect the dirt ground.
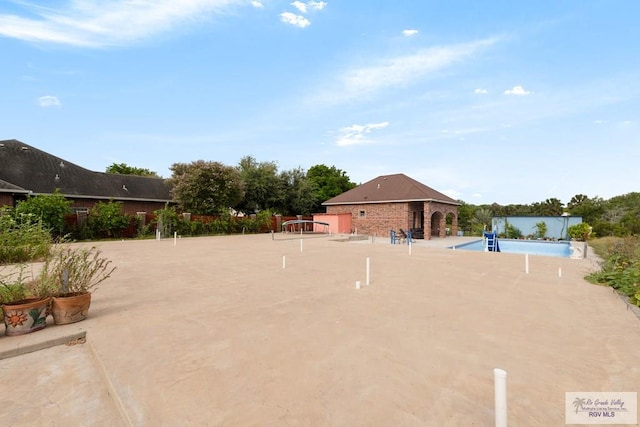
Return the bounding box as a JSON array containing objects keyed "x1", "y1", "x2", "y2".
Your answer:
[{"x1": 1, "y1": 234, "x2": 639, "y2": 426}]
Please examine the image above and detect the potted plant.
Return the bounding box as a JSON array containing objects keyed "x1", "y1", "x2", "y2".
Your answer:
[
  {"x1": 1, "y1": 266, "x2": 51, "y2": 336},
  {"x1": 42, "y1": 246, "x2": 116, "y2": 325}
]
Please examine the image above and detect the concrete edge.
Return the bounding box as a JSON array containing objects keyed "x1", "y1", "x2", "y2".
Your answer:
[
  {"x1": 87, "y1": 338, "x2": 134, "y2": 427},
  {"x1": 0, "y1": 330, "x2": 87, "y2": 360}
]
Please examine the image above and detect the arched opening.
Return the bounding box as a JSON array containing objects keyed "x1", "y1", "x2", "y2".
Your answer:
[
  {"x1": 430, "y1": 211, "x2": 444, "y2": 237},
  {"x1": 445, "y1": 212, "x2": 456, "y2": 236}
]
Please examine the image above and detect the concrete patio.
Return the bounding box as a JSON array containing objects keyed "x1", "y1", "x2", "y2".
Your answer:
[{"x1": 1, "y1": 234, "x2": 638, "y2": 426}]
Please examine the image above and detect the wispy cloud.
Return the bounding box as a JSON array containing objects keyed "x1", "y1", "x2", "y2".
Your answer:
[
  {"x1": 504, "y1": 85, "x2": 531, "y2": 96},
  {"x1": 307, "y1": 1, "x2": 328, "y2": 11},
  {"x1": 335, "y1": 122, "x2": 389, "y2": 147},
  {"x1": 474, "y1": 88, "x2": 488, "y2": 94},
  {"x1": 291, "y1": 1, "x2": 308, "y2": 13},
  {"x1": 280, "y1": 12, "x2": 310, "y2": 28},
  {"x1": 282, "y1": 1, "x2": 326, "y2": 27},
  {"x1": 0, "y1": 0, "x2": 247, "y2": 48},
  {"x1": 319, "y1": 37, "x2": 499, "y2": 104},
  {"x1": 402, "y1": 29, "x2": 419, "y2": 37},
  {"x1": 251, "y1": 1, "x2": 264, "y2": 8},
  {"x1": 37, "y1": 95, "x2": 61, "y2": 107}
]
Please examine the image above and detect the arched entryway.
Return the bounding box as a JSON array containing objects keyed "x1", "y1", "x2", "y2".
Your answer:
[
  {"x1": 423, "y1": 201, "x2": 459, "y2": 239},
  {"x1": 430, "y1": 211, "x2": 444, "y2": 237}
]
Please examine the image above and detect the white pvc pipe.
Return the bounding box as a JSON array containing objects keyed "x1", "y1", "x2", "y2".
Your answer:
[
  {"x1": 525, "y1": 253, "x2": 529, "y2": 274},
  {"x1": 355, "y1": 281, "x2": 361, "y2": 289},
  {"x1": 300, "y1": 239, "x2": 303, "y2": 252},
  {"x1": 558, "y1": 267, "x2": 562, "y2": 278},
  {"x1": 282, "y1": 255, "x2": 286, "y2": 269},
  {"x1": 409, "y1": 241, "x2": 412, "y2": 255},
  {"x1": 366, "y1": 257, "x2": 370, "y2": 286},
  {"x1": 494, "y1": 368, "x2": 507, "y2": 427}
]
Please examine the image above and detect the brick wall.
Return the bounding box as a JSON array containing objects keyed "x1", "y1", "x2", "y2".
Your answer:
[
  {"x1": 327, "y1": 203, "x2": 409, "y2": 237},
  {"x1": 327, "y1": 201, "x2": 458, "y2": 239},
  {"x1": 0, "y1": 193, "x2": 14, "y2": 208}
]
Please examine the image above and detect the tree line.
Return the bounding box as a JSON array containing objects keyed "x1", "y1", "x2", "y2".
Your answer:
[
  {"x1": 458, "y1": 194, "x2": 640, "y2": 238},
  {"x1": 110, "y1": 159, "x2": 639, "y2": 238},
  {"x1": 110, "y1": 157, "x2": 356, "y2": 216}
]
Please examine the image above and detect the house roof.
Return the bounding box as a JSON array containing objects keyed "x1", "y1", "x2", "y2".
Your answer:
[
  {"x1": 322, "y1": 173, "x2": 459, "y2": 206},
  {"x1": 0, "y1": 139, "x2": 172, "y2": 202}
]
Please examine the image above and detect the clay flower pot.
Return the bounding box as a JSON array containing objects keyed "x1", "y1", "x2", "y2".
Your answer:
[
  {"x1": 51, "y1": 292, "x2": 91, "y2": 325},
  {"x1": 2, "y1": 297, "x2": 51, "y2": 336}
]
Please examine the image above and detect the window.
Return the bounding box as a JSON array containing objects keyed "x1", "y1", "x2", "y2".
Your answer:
[{"x1": 359, "y1": 210, "x2": 366, "y2": 217}]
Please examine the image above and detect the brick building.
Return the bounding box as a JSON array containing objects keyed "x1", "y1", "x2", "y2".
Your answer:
[
  {"x1": 322, "y1": 173, "x2": 459, "y2": 240},
  {"x1": 0, "y1": 139, "x2": 173, "y2": 216}
]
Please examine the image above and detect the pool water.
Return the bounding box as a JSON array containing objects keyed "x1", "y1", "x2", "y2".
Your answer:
[{"x1": 451, "y1": 239, "x2": 573, "y2": 258}]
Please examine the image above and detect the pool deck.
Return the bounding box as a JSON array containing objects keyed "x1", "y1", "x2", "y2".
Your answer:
[{"x1": 1, "y1": 234, "x2": 638, "y2": 426}]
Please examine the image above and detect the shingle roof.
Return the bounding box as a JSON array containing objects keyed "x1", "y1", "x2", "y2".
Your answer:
[
  {"x1": 0, "y1": 139, "x2": 172, "y2": 202},
  {"x1": 322, "y1": 173, "x2": 459, "y2": 206}
]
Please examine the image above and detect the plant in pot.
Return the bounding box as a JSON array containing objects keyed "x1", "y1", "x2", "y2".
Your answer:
[
  {"x1": 0, "y1": 266, "x2": 51, "y2": 336},
  {"x1": 42, "y1": 246, "x2": 116, "y2": 325}
]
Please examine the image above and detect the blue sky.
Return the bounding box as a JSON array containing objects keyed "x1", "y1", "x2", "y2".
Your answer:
[{"x1": 1, "y1": 1, "x2": 638, "y2": 205}]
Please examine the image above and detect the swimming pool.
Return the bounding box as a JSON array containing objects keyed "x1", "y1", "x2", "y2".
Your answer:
[{"x1": 451, "y1": 238, "x2": 573, "y2": 258}]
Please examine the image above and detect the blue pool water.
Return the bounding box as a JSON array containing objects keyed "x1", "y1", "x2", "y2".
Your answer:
[{"x1": 451, "y1": 239, "x2": 572, "y2": 258}]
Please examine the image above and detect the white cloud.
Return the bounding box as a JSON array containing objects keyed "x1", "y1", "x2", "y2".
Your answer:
[
  {"x1": 402, "y1": 29, "x2": 418, "y2": 37},
  {"x1": 330, "y1": 37, "x2": 499, "y2": 103},
  {"x1": 474, "y1": 88, "x2": 488, "y2": 94},
  {"x1": 504, "y1": 85, "x2": 531, "y2": 96},
  {"x1": 291, "y1": 1, "x2": 308, "y2": 13},
  {"x1": 307, "y1": 1, "x2": 327, "y2": 11},
  {"x1": 291, "y1": 1, "x2": 326, "y2": 13},
  {"x1": 336, "y1": 122, "x2": 389, "y2": 147},
  {"x1": 251, "y1": 1, "x2": 264, "y2": 8},
  {"x1": 37, "y1": 95, "x2": 61, "y2": 107},
  {"x1": 280, "y1": 12, "x2": 310, "y2": 28},
  {"x1": 0, "y1": 0, "x2": 247, "y2": 48}
]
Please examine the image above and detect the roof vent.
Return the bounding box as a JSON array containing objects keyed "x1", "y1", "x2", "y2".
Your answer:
[
  {"x1": 0, "y1": 143, "x2": 4, "y2": 148},
  {"x1": 54, "y1": 174, "x2": 60, "y2": 182},
  {"x1": 377, "y1": 183, "x2": 380, "y2": 189},
  {"x1": 21, "y1": 146, "x2": 28, "y2": 151},
  {"x1": 60, "y1": 161, "x2": 65, "y2": 167},
  {"x1": 122, "y1": 185, "x2": 128, "y2": 191}
]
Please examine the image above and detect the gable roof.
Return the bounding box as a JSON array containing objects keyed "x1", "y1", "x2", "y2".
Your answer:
[
  {"x1": 0, "y1": 139, "x2": 172, "y2": 202},
  {"x1": 322, "y1": 173, "x2": 459, "y2": 206}
]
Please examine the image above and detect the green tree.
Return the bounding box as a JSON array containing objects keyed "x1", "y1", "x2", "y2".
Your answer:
[
  {"x1": 167, "y1": 160, "x2": 244, "y2": 215},
  {"x1": 567, "y1": 194, "x2": 604, "y2": 224},
  {"x1": 531, "y1": 198, "x2": 564, "y2": 216},
  {"x1": 279, "y1": 167, "x2": 317, "y2": 215},
  {"x1": 106, "y1": 163, "x2": 160, "y2": 177},
  {"x1": 456, "y1": 201, "x2": 474, "y2": 233},
  {"x1": 473, "y1": 207, "x2": 493, "y2": 230},
  {"x1": 307, "y1": 164, "x2": 356, "y2": 212},
  {"x1": 235, "y1": 156, "x2": 283, "y2": 214},
  {"x1": 15, "y1": 190, "x2": 72, "y2": 236}
]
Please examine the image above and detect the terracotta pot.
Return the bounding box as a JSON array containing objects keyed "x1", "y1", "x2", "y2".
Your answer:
[
  {"x1": 51, "y1": 292, "x2": 92, "y2": 325},
  {"x1": 2, "y1": 297, "x2": 51, "y2": 336}
]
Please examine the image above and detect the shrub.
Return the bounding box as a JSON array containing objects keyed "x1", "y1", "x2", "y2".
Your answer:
[
  {"x1": 0, "y1": 208, "x2": 52, "y2": 264},
  {"x1": 88, "y1": 201, "x2": 131, "y2": 239},
  {"x1": 586, "y1": 237, "x2": 640, "y2": 306},
  {"x1": 15, "y1": 190, "x2": 72, "y2": 237},
  {"x1": 569, "y1": 222, "x2": 593, "y2": 241}
]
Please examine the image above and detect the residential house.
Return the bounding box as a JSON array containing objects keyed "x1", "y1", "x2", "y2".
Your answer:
[{"x1": 0, "y1": 140, "x2": 173, "y2": 218}]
